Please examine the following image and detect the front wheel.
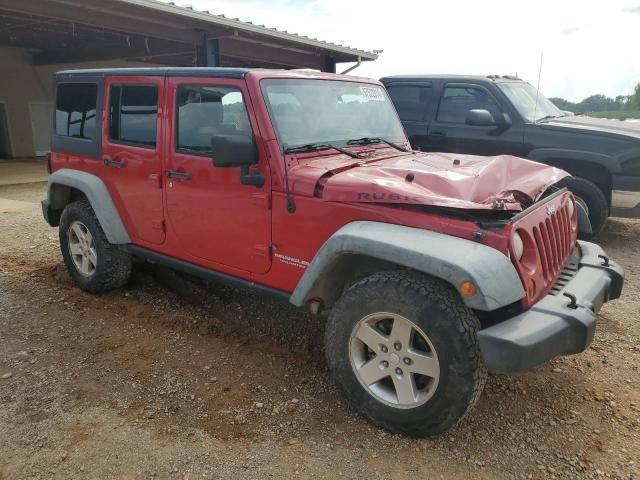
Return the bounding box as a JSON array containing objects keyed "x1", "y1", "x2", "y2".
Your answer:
[{"x1": 324, "y1": 271, "x2": 487, "y2": 438}]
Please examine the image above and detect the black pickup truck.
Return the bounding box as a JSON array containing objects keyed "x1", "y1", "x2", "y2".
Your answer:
[{"x1": 381, "y1": 74, "x2": 640, "y2": 237}]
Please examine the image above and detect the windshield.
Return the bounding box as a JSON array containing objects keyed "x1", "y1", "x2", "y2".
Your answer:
[
  {"x1": 260, "y1": 79, "x2": 406, "y2": 148},
  {"x1": 497, "y1": 82, "x2": 563, "y2": 122}
]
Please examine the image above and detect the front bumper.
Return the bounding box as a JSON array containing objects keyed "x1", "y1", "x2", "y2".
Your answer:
[{"x1": 478, "y1": 241, "x2": 624, "y2": 373}]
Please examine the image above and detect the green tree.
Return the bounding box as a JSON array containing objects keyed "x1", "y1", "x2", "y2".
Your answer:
[
  {"x1": 575, "y1": 94, "x2": 617, "y2": 113},
  {"x1": 631, "y1": 82, "x2": 640, "y2": 109},
  {"x1": 549, "y1": 97, "x2": 577, "y2": 112},
  {"x1": 615, "y1": 95, "x2": 631, "y2": 110}
]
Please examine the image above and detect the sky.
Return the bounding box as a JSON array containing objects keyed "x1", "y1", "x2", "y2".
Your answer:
[{"x1": 169, "y1": 0, "x2": 640, "y2": 102}]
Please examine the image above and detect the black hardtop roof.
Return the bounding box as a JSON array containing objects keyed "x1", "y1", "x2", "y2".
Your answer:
[
  {"x1": 380, "y1": 74, "x2": 525, "y2": 84},
  {"x1": 55, "y1": 67, "x2": 252, "y2": 80}
]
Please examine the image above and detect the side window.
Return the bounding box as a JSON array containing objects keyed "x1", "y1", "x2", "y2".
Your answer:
[
  {"x1": 387, "y1": 85, "x2": 432, "y2": 122},
  {"x1": 109, "y1": 85, "x2": 158, "y2": 148},
  {"x1": 437, "y1": 86, "x2": 501, "y2": 124},
  {"x1": 55, "y1": 83, "x2": 98, "y2": 139},
  {"x1": 176, "y1": 85, "x2": 252, "y2": 155}
]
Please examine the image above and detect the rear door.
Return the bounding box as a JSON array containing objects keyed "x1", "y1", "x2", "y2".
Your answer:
[
  {"x1": 385, "y1": 82, "x2": 437, "y2": 151},
  {"x1": 163, "y1": 77, "x2": 271, "y2": 274},
  {"x1": 102, "y1": 76, "x2": 165, "y2": 245},
  {"x1": 426, "y1": 82, "x2": 524, "y2": 156}
]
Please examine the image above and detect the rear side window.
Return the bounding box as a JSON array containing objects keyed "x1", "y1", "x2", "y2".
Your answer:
[
  {"x1": 109, "y1": 85, "x2": 158, "y2": 148},
  {"x1": 176, "y1": 85, "x2": 252, "y2": 155},
  {"x1": 55, "y1": 83, "x2": 98, "y2": 140},
  {"x1": 437, "y1": 86, "x2": 501, "y2": 124},
  {"x1": 387, "y1": 85, "x2": 432, "y2": 122}
]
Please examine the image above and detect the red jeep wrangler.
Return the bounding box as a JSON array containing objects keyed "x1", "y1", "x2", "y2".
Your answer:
[{"x1": 42, "y1": 68, "x2": 624, "y2": 437}]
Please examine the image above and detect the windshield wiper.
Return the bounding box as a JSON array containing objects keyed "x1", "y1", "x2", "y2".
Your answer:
[
  {"x1": 346, "y1": 137, "x2": 408, "y2": 152},
  {"x1": 535, "y1": 115, "x2": 560, "y2": 123},
  {"x1": 284, "y1": 143, "x2": 361, "y2": 158}
]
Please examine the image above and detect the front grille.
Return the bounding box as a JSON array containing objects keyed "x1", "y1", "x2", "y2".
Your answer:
[
  {"x1": 549, "y1": 255, "x2": 579, "y2": 295},
  {"x1": 531, "y1": 203, "x2": 573, "y2": 284}
]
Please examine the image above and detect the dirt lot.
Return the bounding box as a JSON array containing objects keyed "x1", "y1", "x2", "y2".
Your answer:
[{"x1": 0, "y1": 180, "x2": 638, "y2": 480}]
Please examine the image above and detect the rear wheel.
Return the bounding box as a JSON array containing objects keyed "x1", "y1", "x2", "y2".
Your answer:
[
  {"x1": 551, "y1": 176, "x2": 608, "y2": 240},
  {"x1": 324, "y1": 271, "x2": 487, "y2": 438},
  {"x1": 59, "y1": 200, "x2": 131, "y2": 293}
]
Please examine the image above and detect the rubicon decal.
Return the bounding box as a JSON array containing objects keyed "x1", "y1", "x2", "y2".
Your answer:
[
  {"x1": 274, "y1": 253, "x2": 310, "y2": 269},
  {"x1": 357, "y1": 193, "x2": 423, "y2": 202}
]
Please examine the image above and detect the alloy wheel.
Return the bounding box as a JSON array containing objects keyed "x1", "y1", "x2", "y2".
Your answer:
[
  {"x1": 349, "y1": 312, "x2": 440, "y2": 408},
  {"x1": 67, "y1": 221, "x2": 98, "y2": 276}
]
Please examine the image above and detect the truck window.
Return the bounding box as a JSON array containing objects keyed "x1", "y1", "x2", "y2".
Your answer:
[
  {"x1": 55, "y1": 83, "x2": 98, "y2": 140},
  {"x1": 176, "y1": 86, "x2": 252, "y2": 155},
  {"x1": 109, "y1": 85, "x2": 158, "y2": 148},
  {"x1": 437, "y1": 86, "x2": 501, "y2": 124},
  {"x1": 386, "y1": 85, "x2": 432, "y2": 122}
]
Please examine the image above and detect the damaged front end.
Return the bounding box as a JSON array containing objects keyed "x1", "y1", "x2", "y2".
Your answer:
[
  {"x1": 290, "y1": 150, "x2": 597, "y2": 305},
  {"x1": 306, "y1": 152, "x2": 570, "y2": 211}
]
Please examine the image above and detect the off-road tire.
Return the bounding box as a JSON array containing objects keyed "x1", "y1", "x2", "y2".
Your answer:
[
  {"x1": 552, "y1": 176, "x2": 608, "y2": 240},
  {"x1": 324, "y1": 270, "x2": 487, "y2": 438},
  {"x1": 59, "y1": 200, "x2": 132, "y2": 293}
]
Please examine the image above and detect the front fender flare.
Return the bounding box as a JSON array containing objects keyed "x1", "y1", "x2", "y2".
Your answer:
[
  {"x1": 290, "y1": 221, "x2": 525, "y2": 311},
  {"x1": 46, "y1": 169, "x2": 130, "y2": 244}
]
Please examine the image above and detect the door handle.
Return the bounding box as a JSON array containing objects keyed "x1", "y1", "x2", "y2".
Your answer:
[
  {"x1": 429, "y1": 131, "x2": 447, "y2": 140},
  {"x1": 165, "y1": 170, "x2": 192, "y2": 181},
  {"x1": 104, "y1": 156, "x2": 126, "y2": 168}
]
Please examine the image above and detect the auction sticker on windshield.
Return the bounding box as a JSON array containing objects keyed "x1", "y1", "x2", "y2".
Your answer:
[{"x1": 360, "y1": 86, "x2": 385, "y2": 101}]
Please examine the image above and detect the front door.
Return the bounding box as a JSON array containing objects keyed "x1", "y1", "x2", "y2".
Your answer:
[
  {"x1": 102, "y1": 77, "x2": 165, "y2": 245},
  {"x1": 164, "y1": 77, "x2": 271, "y2": 274},
  {"x1": 426, "y1": 83, "x2": 525, "y2": 157}
]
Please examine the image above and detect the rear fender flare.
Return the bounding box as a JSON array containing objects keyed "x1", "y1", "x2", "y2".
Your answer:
[
  {"x1": 46, "y1": 169, "x2": 130, "y2": 244},
  {"x1": 290, "y1": 221, "x2": 525, "y2": 311}
]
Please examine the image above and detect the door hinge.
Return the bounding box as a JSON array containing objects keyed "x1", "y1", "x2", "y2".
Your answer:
[
  {"x1": 151, "y1": 219, "x2": 166, "y2": 232},
  {"x1": 252, "y1": 244, "x2": 271, "y2": 259},
  {"x1": 149, "y1": 173, "x2": 162, "y2": 188},
  {"x1": 252, "y1": 192, "x2": 271, "y2": 210}
]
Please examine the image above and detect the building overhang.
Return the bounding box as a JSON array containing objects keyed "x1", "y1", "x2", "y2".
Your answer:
[{"x1": 0, "y1": 0, "x2": 378, "y2": 71}]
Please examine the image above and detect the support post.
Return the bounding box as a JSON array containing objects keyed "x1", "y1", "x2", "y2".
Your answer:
[
  {"x1": 323, "y1": 55, "x2": 336, "y2": 73},
  {"x1": 197, "y1": 39, "x2": 220, "y2": 67}
]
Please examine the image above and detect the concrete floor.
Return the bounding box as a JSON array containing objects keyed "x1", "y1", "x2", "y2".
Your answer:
[{"x1": 0, "y1": 158, "x2": 47, "y2": 186}]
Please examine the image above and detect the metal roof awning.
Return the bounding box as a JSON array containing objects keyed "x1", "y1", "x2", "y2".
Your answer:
[{"x1": 0, "y1": 0, "x2": 379, "y2": 71}]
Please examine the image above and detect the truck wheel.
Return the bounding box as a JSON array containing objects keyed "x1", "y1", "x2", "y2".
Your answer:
[
  {"x1": 59, "y1": 200, "x2": 131, "y2": 293},
  {"x1": 324, "y1": 271, "x2": 487, "y2": 438},
  {"x1": 552, "y1": 176, "x2": 608, "y2": 240}
]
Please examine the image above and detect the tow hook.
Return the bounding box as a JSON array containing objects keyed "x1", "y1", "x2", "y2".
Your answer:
[
  {"x1": 598, "y1": 254, "x2": 610, "y2": 267},
  {"x1": 563, "y1": 292, "x2": 579, "y2": 309}
]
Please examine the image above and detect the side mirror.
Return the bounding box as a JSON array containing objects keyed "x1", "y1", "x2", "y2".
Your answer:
[
  {"x1": 211, "y1": 133, "x2": 258, "y2": 168},
  {"x1": 466, "y1": 109, "x2": 496, "y2": 127}
]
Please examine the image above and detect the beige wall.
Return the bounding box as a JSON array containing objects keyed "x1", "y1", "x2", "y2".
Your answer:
[{"x1": 0, "y1": 47, "x2": 163, "y2": 159}]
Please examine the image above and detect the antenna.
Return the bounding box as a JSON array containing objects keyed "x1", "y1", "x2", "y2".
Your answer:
[{"x1": 532, "y1": 52, "x2": 543, "y2": 123}]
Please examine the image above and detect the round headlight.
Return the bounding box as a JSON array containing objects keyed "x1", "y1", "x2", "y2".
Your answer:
[
  {"x1": 512, "y1": 231, "x2": 524, "y2": 261},
  {"x1": 567, "y1": 196, "x2": 575, "y2": 217}
]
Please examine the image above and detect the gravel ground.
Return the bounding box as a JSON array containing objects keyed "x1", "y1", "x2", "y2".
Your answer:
[{"x1": 0, "y1": 181, "x2": 638, "y2": 480}]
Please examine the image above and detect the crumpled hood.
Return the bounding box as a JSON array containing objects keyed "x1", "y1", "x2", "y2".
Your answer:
[{"x1": 290, "y1": 151, "x2": 569, "y2": 211}]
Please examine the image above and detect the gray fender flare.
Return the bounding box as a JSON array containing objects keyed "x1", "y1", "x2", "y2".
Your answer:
[
  {"x1": 289, "y1": 221, "x2": 525, "y2": 312},
  {"x1": 47, "y1": 169, "x2": 131, "y2": 244}
]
